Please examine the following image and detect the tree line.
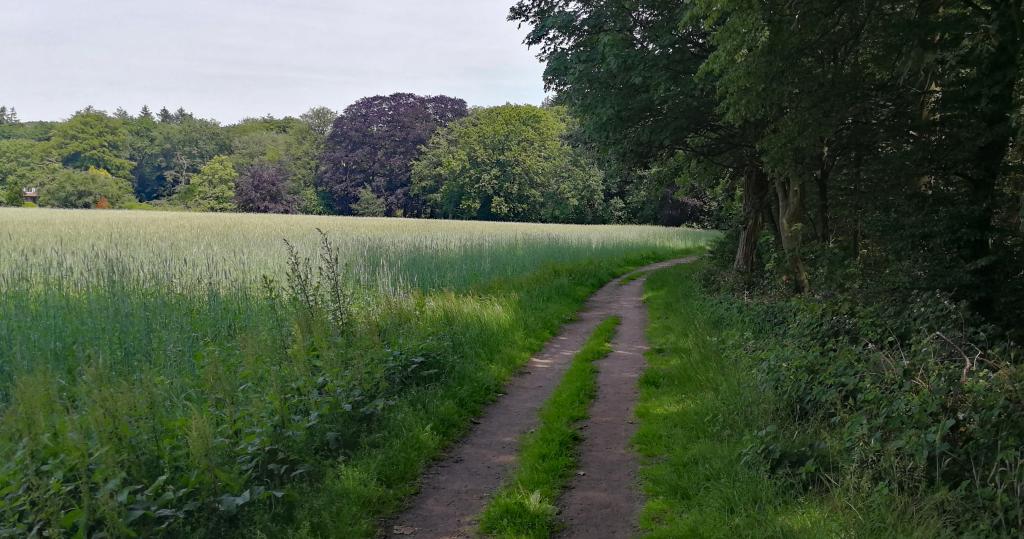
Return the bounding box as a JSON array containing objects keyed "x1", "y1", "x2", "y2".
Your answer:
[
  {"x1": 511, "y1": 0, "x2": 1023, "y2": 321},
  {"x1": 0, "y1": 95, "x2": 709, "y2": 225}
]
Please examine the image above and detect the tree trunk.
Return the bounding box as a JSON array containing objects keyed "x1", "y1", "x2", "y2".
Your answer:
[
  {"x1": 733, "y1": 167, "x2": 770, "y2": 272},
  {"x1": 964, "y1": 1, "x2": 1022, "y2": 315},
  {"x1": 851, "y1": 151, "x2": 864, "y2": 258},
  {"x1": 766, "y1": 201, "x2": 784, "y2": 251},
  {"x1": 774, "y1": 177, "x2": 811, "y2": 293},
  {"x1": 1019, "y1": 187, "x2": 1024, "y2": 235},
  {"x1": 814, "y1": 144, "x2": 834, "y2": 244}
]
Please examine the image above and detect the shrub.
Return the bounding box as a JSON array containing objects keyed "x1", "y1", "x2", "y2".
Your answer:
[
  {"x1": 176, "y1": 155, "x2": 238, "y2": 212},
  {"x1": 350, "y1": 186, "x2": 387, "y2": 217},
  {"x1": 39, "y1": 168, "x2": 134, "y2": 208}
]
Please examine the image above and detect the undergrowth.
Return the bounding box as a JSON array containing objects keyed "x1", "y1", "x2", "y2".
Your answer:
[
  {"x1": 701, "y1": 230, "x2": 1024, "y2": 536},
  {"x1": 636, "y1": 263, "x2": 944, "y2": 538}
]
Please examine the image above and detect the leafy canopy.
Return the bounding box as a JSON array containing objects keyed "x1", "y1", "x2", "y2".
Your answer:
[
  {"x1": 40, "y1": 168, "x2": 133, "y2": 209},
  {"x1": 49, "y1": 112, "x2": 135, "y2": 180},
  {"x1": 177, "y1": 155, "x2": 238, "y2": 212},
  {"x1": 412, "y1": 105, "x2": 605, "y2": 223},
  {"x1": 317, "y1": 93, "x2": 468, "y2": 216},
  {"x1": 235, "y1": 162, "x2": 297, "y2": 214}
]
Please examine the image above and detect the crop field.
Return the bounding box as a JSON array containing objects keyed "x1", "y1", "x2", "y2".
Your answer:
[
  {"x1": 0, "y1": 208, "x2": 710, "y2": 289},
  {"x1": 0, "y1": 208, "x2": 715, "y2": 537}
]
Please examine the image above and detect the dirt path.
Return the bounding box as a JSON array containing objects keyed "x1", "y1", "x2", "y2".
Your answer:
[
  {"x1": 386, "y1": 257, "x2": 697, "y2": 539},
  {"x1": 554, "y1": 261, "x2": 681, "y2": 538}
]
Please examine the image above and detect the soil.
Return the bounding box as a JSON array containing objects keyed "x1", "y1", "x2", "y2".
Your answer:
[{"x1": 385, "y1": 257, "x2": 697, "y2": 539}]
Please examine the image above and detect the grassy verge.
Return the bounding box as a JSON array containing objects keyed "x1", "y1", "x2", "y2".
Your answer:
[
  {"x1": 635, "y1": 263, "x2": 941, "y2": 538},
  {"x1": 477, "y1": 316, "x2": 621, "y2": 538}
]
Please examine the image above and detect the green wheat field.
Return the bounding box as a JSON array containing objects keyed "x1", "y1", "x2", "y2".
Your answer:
[{"x1": 0, "y1": 208, "x2": 715, "y2": 537}]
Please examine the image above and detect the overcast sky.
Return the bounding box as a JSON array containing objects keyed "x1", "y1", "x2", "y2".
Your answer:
[{"x1": 2, "y1": 0, "x2": 547, "y2": 123}]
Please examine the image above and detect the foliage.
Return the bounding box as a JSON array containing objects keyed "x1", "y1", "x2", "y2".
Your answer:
[
  {"x1": 177, "y1": 156, "x2": 238, "y2": 212},
  {"x1": 514, "y1": 0, "x2": 1024, "y2": 533},
  {"x1": 316, "y1": 93, "x2": 468, "y2": 216},
  {"x1": 49, "y1": 112, "x2": 135, "y2": 180},
  {"x1": 637, "y1": 264, "x2": 943, "y2": 538},
  {"x1": 479, "y1": 316, "x2": 619, "y2": 538},
  {"x1": 510, "y1": 1, "x2": 735, "y2": 228},
  {"x1": 350, "y1": 186, "x2": 387, "y2": 217},
  {"x1": 0, "y1": 139, "x2": 61, "y2": 205},
  {"x1": 234, "y1": 162, "x2": 298, "y2": 214},
  {"x1": 0, "y1": 99, "x2": 682, "y2": 225},
  {"x1": 412, "y1": 105, "x2": 606, "y2": 223},
  {"x1": 299, "y1": 106, "x2": 337, "y2": 140},
  {"x1": 701, "y1": 244, "x2": 1024, "y2": 535},
  {"x1": 0, "y1": 121, "x2": 57, "y2": 142},
  {"x1": 510, "y1": 1, "x2": 713, "y2": 171},
  {"x1": 226, "y1": 117, "x2": 321, "y2": 209},
  {"x1": 227, "y1": 118, "x2": 300, "y2": 168},
  {"x1": 0, "y1": 106, "x2": 18, "y2": 125},
  {"x1": 134, "y1": 115, "x2": 231, "y2": 199},
  {"x1": 39, "y1": 168, "x2": 134, "y2": 208}
]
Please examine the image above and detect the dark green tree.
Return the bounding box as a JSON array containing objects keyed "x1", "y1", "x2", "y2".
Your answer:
[
  {"x1": 129, "y1": 116, "x2": 230, "y2": 199},
  {"x1": 0, "y1": 139, "x2": 61, "y2": 205},
  {"x1": 49, "y1": 112, "x2": 135, "y2": 180},
  {"x1": 350, "y1": 185, "x2": 387, "y2": 217},
  {"x1": 39, "y1": 168, "x2": 134, "y2": 208}
]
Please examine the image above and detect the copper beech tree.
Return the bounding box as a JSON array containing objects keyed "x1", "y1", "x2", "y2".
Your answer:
[{"x1": 316, "y1": 93, "x2": 468, "y2": 217}]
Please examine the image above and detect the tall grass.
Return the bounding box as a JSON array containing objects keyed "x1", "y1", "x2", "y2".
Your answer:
[
  {"x1": 0, "y1": 208, "x2": 715, "y2": 537},
  {"x1": 0, "y1": 208, "x2": 711, "y2": 291},
  {"x1": 0, "y1": 209, "x2": 714, "y2": 378}
]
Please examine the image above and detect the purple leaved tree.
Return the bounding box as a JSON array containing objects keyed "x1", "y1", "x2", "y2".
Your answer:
[
  {"x1": 316, "y1": 93, "x2": 467, "y2": 216},
  {"x1": 235, "y1": 162, "x2": 298, "y2": 214}
]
